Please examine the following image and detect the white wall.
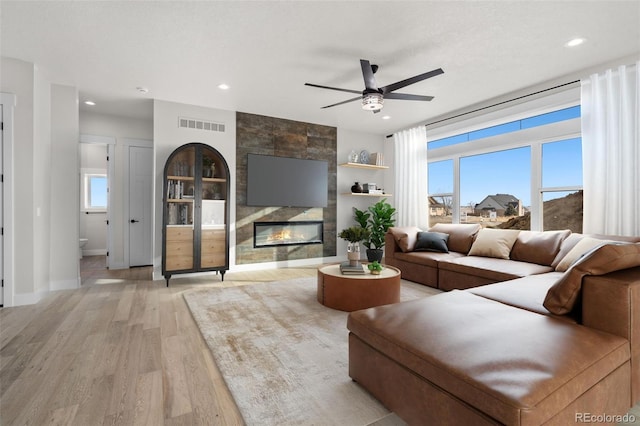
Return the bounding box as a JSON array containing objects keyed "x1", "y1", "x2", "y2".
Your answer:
[
  {"x1": 49, "y1": 84, "x2": 79, "y2": 290},
  {"x1": 79, "y1": 110, "x2": 153, "y2": 268},
  {"x1": 79, "y1": 143, "x2": 108, "y2": 255},
  {"x1": 153, "y1": 100, "x2": 236, "y2": 280},
  {"x1": 336, "y1": 128, "x2": 388, "y2": 256},
  {"x1": 0, "y1": 57, "x2": 54, "y2": 305}
]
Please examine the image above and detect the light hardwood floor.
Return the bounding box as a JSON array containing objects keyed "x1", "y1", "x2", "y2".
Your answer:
[{"x1": 0, "y1": 257, "x2": 317, "y2": 425}]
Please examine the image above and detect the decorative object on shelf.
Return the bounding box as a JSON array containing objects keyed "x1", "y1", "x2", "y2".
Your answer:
[
  {"x1": 354, "y1": 198, "x2": 396, "y2": 262},
  {"x1": 203, "y1": 156, "x2": 216, "y2": 178},
  {"x1": 369, "y1": 152, "x2": 384, "y2": 166},
  {"x1": 367, "y1": 261, "x2": 384, "y2": 275},
  {"x1": 338, "y1": 226, "x2": 371, "y2": 266},
  {"x1": 359, "y1": 150, "x2": 370, "y2": 164},
  {"x1": 362, "y1": 183, "x2": 377, "y2": 193},
  {"x1": 348, "y1": 150, "x2": 359, "y2": 163},
  {"x1": 351, "y1": 182, "x2": 363, "y2": 193}
]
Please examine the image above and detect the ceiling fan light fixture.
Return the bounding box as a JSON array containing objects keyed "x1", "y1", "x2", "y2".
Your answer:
[{"x1": 362, "y1": 92, "x2": 384, "y2": 111}]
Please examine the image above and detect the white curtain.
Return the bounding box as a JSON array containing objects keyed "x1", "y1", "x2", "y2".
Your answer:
[
  {"x1": 393, "y1": 126, "x2": 429, "y2": 229},
  {"x1": 581, "y1": 62, "x2": 640, "y2": 236}
]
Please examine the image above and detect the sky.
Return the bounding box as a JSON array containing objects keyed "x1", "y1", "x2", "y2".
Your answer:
[{"x1": 427, "y1": 107, "x2": 582, "y2": 207}]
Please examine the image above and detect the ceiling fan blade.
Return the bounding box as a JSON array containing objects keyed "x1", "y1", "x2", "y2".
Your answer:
[
  {"x1": 321, "y1": 96, "x2": 362, "y2": 109},
  {"x1": 360, "y1": 59, "x2": 378, "y2": 91},
  {"x1": 381, "y1": 68, "x2": 444, "y2": 94},
  {"x1": 305, "y1": 83, "x2": 361, "y2": 95},
  {"x1": 384, "y1": 93, "x2": 434, "y2": 101}
]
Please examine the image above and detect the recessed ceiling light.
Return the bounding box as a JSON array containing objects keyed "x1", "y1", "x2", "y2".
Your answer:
[
  {"x1": 218, "y1": 83, "x2": 230, "y2": 90},
  {"x1": 382, "y1": 115, "x2": 391, "y2": 120},
  {"x1": 566, "y1": 38, "x2": 585, "y2": 47},
  {"x1": 84, "y1": 101, "x2": 96, "y2": 106},
  {"x1": 136, "y1": 86, "x2": 149, "y2": 93}
]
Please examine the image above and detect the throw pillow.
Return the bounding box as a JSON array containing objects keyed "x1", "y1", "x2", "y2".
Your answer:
[
  {"x1": 510, "y1": 230, "x2": 571, "y2": 266},
  {"x1": 554, "y1": 237, "x2": 617, "y2": 272},
  {"x1": 467, "y1": 228, "x2": 521, "y2": 259},
  {"x1": 387, "y1": 227, "x2": 422, "y2": 253},
  {"x1": 429, "y1": 223, "x2": 481, "y2": 254},
  {"x1": 414, "y1": 231, "x2": 449, "y2": 253},
  {"x1": 544, "y1": 243, "x2": 640, "y2": 315}
]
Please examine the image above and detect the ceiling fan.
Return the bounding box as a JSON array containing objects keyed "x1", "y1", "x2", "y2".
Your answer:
[{"x1": 305, "y1": 59, "x2": 444, "y2": 113}]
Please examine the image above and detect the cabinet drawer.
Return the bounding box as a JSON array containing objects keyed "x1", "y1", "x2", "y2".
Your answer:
[
  {"x1": 166, "y1": 227, "x2": 193, "y2": 241},
  {"x1": 201, "y1": 230, "x2": 225, "y2": 268},
  {"x1": 201, "y1": 229, "x2": 225, "y2": 241},
  {"x1": 166, "y1": 256, "x2": 194, "y2": 271},
  {"x1": 201, "y1": 251, "x2": 226, "y2": 268},
  {"x1": 165, "y1": 241, "x2": 193, "y2": 271}
]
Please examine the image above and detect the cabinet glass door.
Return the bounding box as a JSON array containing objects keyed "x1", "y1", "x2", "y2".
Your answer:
[
  {"x1": 200, "y1": 147, "x2": 227, "y2": 268},
  {"x1": 165, "y1": 146, "x2": 195, "y2": 270}
]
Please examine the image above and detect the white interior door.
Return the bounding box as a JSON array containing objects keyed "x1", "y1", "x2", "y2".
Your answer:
[{"x1": 129, "y1": 146, "x2": 153, "y2": 267}]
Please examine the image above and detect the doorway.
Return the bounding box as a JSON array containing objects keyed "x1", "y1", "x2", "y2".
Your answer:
[{"x1": 79, "y1": 134, "x2": 115, "y2": 275}]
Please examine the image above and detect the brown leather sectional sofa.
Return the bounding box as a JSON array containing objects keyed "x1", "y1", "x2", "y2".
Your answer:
[{"x1": 347, "y1": 224, "x2": 640, "y2": 425}]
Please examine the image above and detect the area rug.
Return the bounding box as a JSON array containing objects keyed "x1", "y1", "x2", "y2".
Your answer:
[{"x1": 184, "y1": 277, "x2": 437, "y2": 426}]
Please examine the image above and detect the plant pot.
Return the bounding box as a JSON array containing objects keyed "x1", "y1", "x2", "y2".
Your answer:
[
  {"x1": 370, "y1": 269, "x2": 381, "y2": 275},
  {"x1": 366, "y1": 248, "x2": 383, "y2": 263},
  {"x1": 347, "y1": 242, "x2": 361, "y2": 266}
]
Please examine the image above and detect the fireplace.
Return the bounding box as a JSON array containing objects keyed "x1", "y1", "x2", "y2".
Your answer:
[{"x1": 254, "y1": 221, "x2": 324, "y2": 248}]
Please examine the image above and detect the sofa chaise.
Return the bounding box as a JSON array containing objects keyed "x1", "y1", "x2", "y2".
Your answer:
[{"x1": 347, "y1": 225, "x2": 640, "y2": 425}]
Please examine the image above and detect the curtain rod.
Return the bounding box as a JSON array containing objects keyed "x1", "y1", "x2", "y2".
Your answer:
[{"x1": 385, "y1": 79, "x2": 580, "y2": 139}]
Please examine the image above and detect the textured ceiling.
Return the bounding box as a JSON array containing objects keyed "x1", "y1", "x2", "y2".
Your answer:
[{"x1": 2, "y1": 1, "x2": 639, "y2": 135}]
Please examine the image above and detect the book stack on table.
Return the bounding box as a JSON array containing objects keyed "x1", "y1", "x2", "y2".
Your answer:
[{"x1": 340, "y1": 262, "x2": 366, "y2": 275}]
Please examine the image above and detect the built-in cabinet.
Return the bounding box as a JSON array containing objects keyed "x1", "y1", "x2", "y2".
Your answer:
[{"x1": 162, "y1": 143, "x2": 229, "y2": 286}]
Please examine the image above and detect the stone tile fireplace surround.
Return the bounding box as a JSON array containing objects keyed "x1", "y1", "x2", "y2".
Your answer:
[{"x1": 236, "y1": 112, "x2": 337, "y2": 264}]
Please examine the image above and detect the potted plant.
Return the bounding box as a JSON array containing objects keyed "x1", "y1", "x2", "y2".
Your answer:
[
  {"x1": 367, "y1": 260, "x2": 384, "y2": 275},
  {"x1": 338, "y1": 226, "x2": 370, "y2": 265},
  {"x1": 354, "y1": 199, "x2": 396, "y2": 262}
]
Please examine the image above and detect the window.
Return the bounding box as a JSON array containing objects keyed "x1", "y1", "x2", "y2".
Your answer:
[
  {"x1": 428, "y1": 160, "x2": 453, "y2": 225},
  {"x1": 82, "y1": 169, "x2": 108, "y2": 211},
  {"x1": 460, "y1": 147, "x2": 531, "y2": 229},
  {"x1": 541, "y1": 138, "x2": 583, "y2": 232},
  {"x1": 427, "y1": 100, "x2": 583, "y2": 231}
]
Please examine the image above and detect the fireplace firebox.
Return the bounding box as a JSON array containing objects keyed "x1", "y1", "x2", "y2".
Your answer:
[{"x1": 254, "y1": 221, "x2": 324, "y2": 248}]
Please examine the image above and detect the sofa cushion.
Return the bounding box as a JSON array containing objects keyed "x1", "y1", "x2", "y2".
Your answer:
[
  {"x1": 544, "y1": 243, "x2": 640, "y2": 315},
  {"x1": 438, "y1": 256, "x2": 553, "y2": 282},
  {"x1": 347, "y1": 291, "x2": 630, "y2": 426},
  {"x1": 428, "y1": 223, "x2": 481, "y2": 254},
  {"x1": 555, "y1": 236, "x2": 617, "y2": 272},
  {"x1": 551, "y1": 233, "x2": 640, "y2": 269},
  {"x1": 414, "y1": 231, "x2": 449, "y2": 253},
  {"x1": 395, "y1": 250, "x2": 465, "y2": 268},
  {"x1": 468, "y1": 272, "x2": 570, "y2": 319},
  {"x1": 510, "y1": 230, "x2": 570, "y2": 266},
  {"x1": 468, "y1": 228, "x2": 520, "y2": 259},
  {"x1": 387, "y1": 227, "x2": 422, "y2": 253}
]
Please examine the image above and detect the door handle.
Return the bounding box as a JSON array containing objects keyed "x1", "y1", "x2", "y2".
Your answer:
[{"x1": 130, "y1": 219, "x2": 140, "y2": 223}]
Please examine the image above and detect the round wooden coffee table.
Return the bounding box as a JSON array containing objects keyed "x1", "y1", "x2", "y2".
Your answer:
[{"x1": 317, "y1": 264, "x2": 401, "y2": 312}]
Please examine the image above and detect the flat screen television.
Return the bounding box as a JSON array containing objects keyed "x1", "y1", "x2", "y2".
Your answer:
[{"x1": 247, "y1": 154, "x2": 328, "y2": 208}]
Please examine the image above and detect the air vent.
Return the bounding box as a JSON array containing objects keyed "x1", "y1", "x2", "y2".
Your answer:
[{"x1": 178, "y1": 117, "x2": 226, "y2": 133}]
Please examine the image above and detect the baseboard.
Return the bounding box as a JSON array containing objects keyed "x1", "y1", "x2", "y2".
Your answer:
[
  {"x1": 13, "y1": 289, "x2": 49, "y2": 306},
  {"x1": 50, "y1": 279, "x2": 80, "y2": 291},
  {"x1": 83, "y1": 249, "x2": 107, "y2": 256},
  {"x1": 151, "y1": 256, "x2": 341, "y2": 281},
  {"x1": 230, "y1": 256, "x2": 341, "y2": 272}
]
